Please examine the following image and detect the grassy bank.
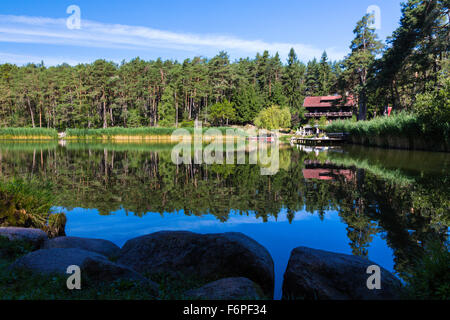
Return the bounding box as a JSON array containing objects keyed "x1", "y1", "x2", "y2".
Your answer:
[
  {"x1": 0, "y1": 236, "x2": 160, "y2": 300},
  {"x1": 0, "y1": 179, "x2": 65, "y2": 237},
  {"x1": 325, "y1": 113, "x2": 449, "y2": 152},
  {"x1": 0, "y1": 127, "x2": 248, "y2": 141},
  {"x1": 0, "y1": 128, "x2": 58, "y2": 140}
]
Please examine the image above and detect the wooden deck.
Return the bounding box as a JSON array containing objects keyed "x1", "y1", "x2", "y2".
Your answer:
[{"x1": 291, "y1": 137, "x2": 346, "y2": 145}]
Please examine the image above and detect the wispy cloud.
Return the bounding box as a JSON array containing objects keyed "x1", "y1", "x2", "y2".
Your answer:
[{"x1": 0, "y1": 14, "x2": 347, "y2": 65}]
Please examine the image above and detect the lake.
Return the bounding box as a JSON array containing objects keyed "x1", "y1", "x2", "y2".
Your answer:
[{"x1": 0, "y1": 141, "x2": 448, "y2": 299}]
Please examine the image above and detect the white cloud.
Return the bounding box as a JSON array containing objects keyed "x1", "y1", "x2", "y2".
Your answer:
[
  {"x1": 0, "y1": 52, "x2": 89, "y2": 66},
  {"x1": 0, "y1": 14, "x2": 347, "y2": 65}
]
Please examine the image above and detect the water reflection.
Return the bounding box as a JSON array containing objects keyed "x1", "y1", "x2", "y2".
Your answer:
[{"x1": 0, "y1": 142, "x2": 448, "y2": 298}]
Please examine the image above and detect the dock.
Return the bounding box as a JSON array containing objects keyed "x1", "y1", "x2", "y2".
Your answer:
[{"x1": 292, "y1": 137, "x2": 346, "y2": 145}]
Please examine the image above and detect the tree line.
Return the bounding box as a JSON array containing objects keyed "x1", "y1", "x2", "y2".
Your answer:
[
  {"x1": 0, "y1": 49, "x2": 340, "y2": 130},
  {"x1": 0, "y1": 0, "x2": 447, "y2": 130}
]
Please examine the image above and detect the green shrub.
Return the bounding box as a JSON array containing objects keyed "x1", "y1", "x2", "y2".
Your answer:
[
  {"x1": 0, "y1": 179, "x2": 65, "y2": 236},
  {"x1": 254, "y1": 105, "x2": 291, "y2": 130},
  {"x1": 403, "y1": 240, "x2": 450, "y2": 300}
]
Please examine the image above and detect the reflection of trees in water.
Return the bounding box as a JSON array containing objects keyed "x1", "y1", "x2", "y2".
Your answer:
[{"x1": 0, "y1": 144, "x2": 448, "y2": 279}]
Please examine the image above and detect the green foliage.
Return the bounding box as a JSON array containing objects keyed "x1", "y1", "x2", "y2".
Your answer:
[
  {"x1": 326, "y1": 112, "x2": 423, "y2": 138},
  {"x1": 0, "y1": 50, "x2": 343, "y2": 131},
  {"x1": 340, "y1": 13, "x2": 383, "y2": 120},
  {"x1": 233, "y1": 85, "x2": 263, "y2": 124},
  {"x1": 0, "y1": 236, "x2": 34, "y2": 260},
  {"x1": 403, "y1": 240, "x2": 450, "y2": 300},
  {"x1": 179, "y1": 121, "x2": 195, "y2": 128},
  {"x1": 413, "y1": 72, "x2": 450, "y2": 143},
  {"x1": 158, "y1": 86, "x2": 176, "y2": 127},
  {"x1": 0, "y1": 179, "x2": 53, "y2": 225},
  {"x1": 0, "y1": 179, "x2": 65, "y2": 236},
  {"x1": 370, "y1": 0, "x2": 448, "y2": 111},
  {"x1": 126, "y1": 109, "x2": 142, "y2": 128},
  {"x1": 209, "y1": 100, "x2": 237, "y2": 126},
  {"x1": 254, "y1": 105, "x2": 291, "y2": 130},
  {"x1": 318, "y1": 116, "x2": 328, "y2": 127}
]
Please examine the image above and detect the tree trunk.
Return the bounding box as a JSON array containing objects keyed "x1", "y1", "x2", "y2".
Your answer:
[
  {"x1": 175, "y1": 91, "x2": 178, "y2": 128},
  {"x1": 27, "y1": 96, "x2": 36, "y2": 128},
  {"x1": 102, "y1": 94, "x2": 107, "y2": 128},
  {"x1": 358, "y1": 89, "x2": 367, "y2": 121},
  {"x1": 39, "y1": 107, "x2": 42, "y2": 128}
]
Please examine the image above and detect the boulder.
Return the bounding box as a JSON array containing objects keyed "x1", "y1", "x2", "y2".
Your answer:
[
  {"x1": 117, "y1": 231, "x2": 274, "y2": 298},
  {"x1": 282, "y1": 246, "x2": 402, "y2": 300},
  {"x1": 42, "y1": 236, "x2": 120, "y2": 259},
  {"x1": 11, "y1": 248, "x2": 105, "y2": 275},
  {"x1": 0, "y1": 227, "x2": 47, "y2": 249},
  {"x1": 185, "y1": 277, "x2": 264, "y2": 300}
]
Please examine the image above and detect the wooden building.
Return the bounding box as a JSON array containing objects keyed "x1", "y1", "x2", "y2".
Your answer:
[{"x1": 303, "y1": 95, "x2": 354, "y2": 120}]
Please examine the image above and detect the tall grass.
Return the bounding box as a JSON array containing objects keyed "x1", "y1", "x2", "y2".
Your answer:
[
  {"x1": 0, "y1": 178, "x2": 65, "y2": 237},
  {"x1": 65, "y1": 127, "x2": 246, "y2": 138},
  {"x1": 325, "y1": 112, "x2": 449, "y2": 151},
  {"x1": 0, "y1": 128, "x2": 58, "y2": 139}
]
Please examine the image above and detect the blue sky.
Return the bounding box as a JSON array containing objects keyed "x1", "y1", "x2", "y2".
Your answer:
[{"x1": 0, "y1": 0, "x2": 404, "y2": 65}]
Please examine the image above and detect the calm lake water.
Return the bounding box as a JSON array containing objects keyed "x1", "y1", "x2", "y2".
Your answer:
[{"x1": 0, "y1": 141, "x2": 449, "y2": 299}]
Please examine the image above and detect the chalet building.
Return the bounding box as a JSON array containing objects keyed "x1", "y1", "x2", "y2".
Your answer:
[
  {"x1": 303, "y1": 95, "x2": 355, "y2": 120},
  {"x1": 302, "y1": 168, "x2": 354, "y2": 181},
  {"x1": 302, "y1": 160, "x2": 355, "y2": 181}
]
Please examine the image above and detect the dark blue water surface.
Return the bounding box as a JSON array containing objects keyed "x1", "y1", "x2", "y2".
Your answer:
[{"x1": 61, "y1": 207, "x2": 394, "y2": 299}]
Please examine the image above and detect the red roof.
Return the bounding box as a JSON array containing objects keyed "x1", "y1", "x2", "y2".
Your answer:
[
  {"x1": 303, "y1": 95, "x2": 355, "y2": 108},
  {"x1": 303, "y1": 169, "x2": 354, "y2": 181}
]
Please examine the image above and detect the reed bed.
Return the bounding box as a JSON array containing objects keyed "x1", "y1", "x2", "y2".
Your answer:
[
  {"x1": 65, "y1": 127, "x2": 247, "y2": 139},
  {"x1": 325, "y1": 113, "x2": 421, "y2": 137},
  {"x1": 0, "y1": 128, "x2": 58, "y2": 139},
  {"x1": 325, "y1": 112, "x2": 449, "y2": 151}
]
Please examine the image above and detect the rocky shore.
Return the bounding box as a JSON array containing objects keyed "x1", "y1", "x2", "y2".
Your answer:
[{"x1": 0, "y1": 227, "x2": 402, "y2": 300}]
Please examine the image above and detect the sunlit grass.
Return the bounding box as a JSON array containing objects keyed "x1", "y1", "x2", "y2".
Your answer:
[
  {"x1": 325, "y1": 112, "x2": 421, "y2": 137},
  {"x1": 0, "y1": 128, "x2": 58, "y2": 139}
]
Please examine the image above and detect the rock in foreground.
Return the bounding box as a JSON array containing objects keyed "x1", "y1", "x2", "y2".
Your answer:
[
  {"x1": 0, "y1": 227, "x2": 47, "y2": 249},
  {"x1": 42, "y1": 236, "x2": 120, "y2": 259},
  {"x1": 282, "y1": 246, "x2": 401, "y2": 300},
  {"x1": 118, "y1": 231, "x2": 274, "y2": 298},
  {"x1": 11, "y1": 248, "x2": 105, "y2": 274},
  {"x1": 185, "y1": 277, "x2": 264, "y2": 300}
]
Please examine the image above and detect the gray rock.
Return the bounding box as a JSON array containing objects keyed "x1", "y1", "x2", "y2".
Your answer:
[
  {"x1": 282, "y1": 246, "x2": 402, "y2": 300},
  {"x1": 0, "y1": 227, "x2": 47, "y2": 249},
  {"x1": 118, "y1": 231, "x2": 274, "y2": 298},
  {"x1": 42, "y1": 236, "x2": 120, "y2": 259},
  {"x1": 185, "y1": 277, "x2": 264, "y2": 300},
  {"x1": 11, "y1": 248, "x2": 106, "y2": 275}
]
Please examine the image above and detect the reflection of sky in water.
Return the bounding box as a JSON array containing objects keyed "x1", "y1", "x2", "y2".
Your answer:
[{"x1": 57, "y1": 206, "x2": 395, "y2": 300}]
